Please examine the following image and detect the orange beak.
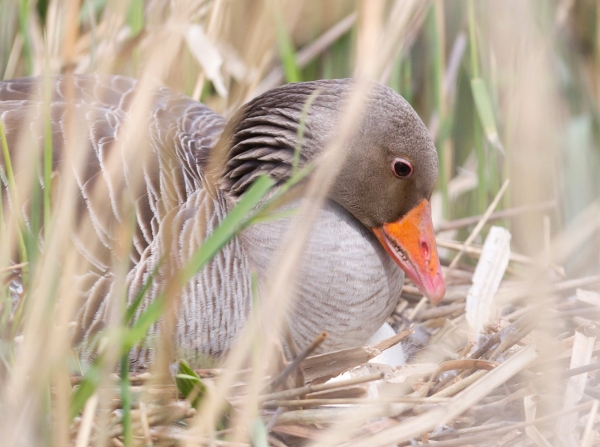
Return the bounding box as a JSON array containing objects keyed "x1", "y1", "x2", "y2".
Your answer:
[{"x1": 372, "y1": 199, "x2": 446, "y2": 305}]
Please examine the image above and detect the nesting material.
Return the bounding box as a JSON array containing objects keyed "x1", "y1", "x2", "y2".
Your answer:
[
  {"x1": 368, "y1": 323, "x2": 406, "y2": 367},
  {"x1": 556, "y1": 331, "x2": 597, "y2": 446},
  {"x1": 466, "y1": 226, "x2": 512, "y2": 339},
  {"x1": 61, "y1": 196, "x2": 600, "y2": 446},
  {"x1": 524, "y1": 395, "x2": 552, "y2": 447},
  {"x1": 185, "y1": 24, "x2": 227, "y2": 97},
  {"x1": 67, "y1": 244, "x2": 600, "y2": 447},
  {"x1": 576, "y1": 288, "x2": 600, "y2": 307}
]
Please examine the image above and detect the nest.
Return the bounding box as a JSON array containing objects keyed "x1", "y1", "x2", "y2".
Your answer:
[{"x1": 68, "y1": 205, "x2": 600, "y2": 447}]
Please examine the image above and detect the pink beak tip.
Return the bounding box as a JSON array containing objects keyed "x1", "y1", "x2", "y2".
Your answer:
[{"x1": 425, "y1": 273, "x2": 446, "y2": 306}]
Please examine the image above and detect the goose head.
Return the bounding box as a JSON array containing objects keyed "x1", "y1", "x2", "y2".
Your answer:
[{"x1": 217, "y1": 79, "x2": 446, "y2": 305}]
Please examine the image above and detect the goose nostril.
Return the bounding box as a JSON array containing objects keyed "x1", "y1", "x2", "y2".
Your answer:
[{"x1": 421, "y1": 241, "x2": 430, "y2": 262}]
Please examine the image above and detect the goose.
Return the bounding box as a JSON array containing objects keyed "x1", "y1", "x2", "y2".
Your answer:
[{"x1": 0, "y1": 75, "x2": 445, "y2": 368}]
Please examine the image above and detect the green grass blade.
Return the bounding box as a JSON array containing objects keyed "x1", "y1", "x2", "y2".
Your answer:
[
  {"x1": 249, "y1": 162, "x2": 314, "y2": 223},
  {"x1": 0, "y1": 167, "x2": 5, "y2": 244},
  {"x1": 175, "y1": 360, "x2": 206, "y2": 408},
  {"x1": 72, "y1": 173, "x2": 277, "y2": 420},
  {"x1": 249, "y1": 208, "x2": 298, "y2": 225},
  {"x1": 69, "y1": 357, "x2": 102, "y2": 419},
  {"x1": 467, "y1": 0, "x2": 479, "y2": 78},
  {"x1": 17, "y1": 0, "x2": 34, "y2": 75},
  {"x1": 293, "y1": 90, "x2": 320, "y2": 175},
  {"x1": 121, "y1": 292, "x2": 164, "y2": 351},
  {"x1": 123, "y1": 175, "x2": 275, "y2": 351},
  {"x1": 0, "y1": 120, "x2": 28, "y2": 271},
  {"x1": 473, "y1": 118, "x2": 486, "y2": 213},
  {"x1": 127, "y1": 0, "x2": 144, "y2": 37},
  {"x1": 125, "y1": 258, "x2": 163, "y2": 324},
  {"x1": 471, "y1": 78, "x2": 503, "y2": 153},
  {"x1": 78, "y1": 0, "x2": 107, "y2": 22},
  {"x1": 43, "y1": 74, "x2": 53, "y2": 229},
  {"x1": 429, "y1": 3, "x2": 449, "y2": 218},
  {"x1": 178, "y1": 175, "x2": 275, "y2": 286},
  {"x1": 250, "y1": 418, "x2": 269, "y2": 447},
  {"x1": 0, "y1": 121, "x2": 18, "y2": 210},
  {"x1": 274, "y1": 5, "x2": 301, "y2": 84},
  {"x1": 120, "y1": 354, "x2": 132, "y2": 447}
]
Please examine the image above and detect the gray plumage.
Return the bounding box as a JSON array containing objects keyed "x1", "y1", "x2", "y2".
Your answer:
[{"x1": 0, "y1": 75, "x2": 438, "y2": 369}]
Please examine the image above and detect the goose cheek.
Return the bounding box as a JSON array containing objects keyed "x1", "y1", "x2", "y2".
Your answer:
[{"x1": 372, "y1": 199, "x2": 446, "y2": 305}]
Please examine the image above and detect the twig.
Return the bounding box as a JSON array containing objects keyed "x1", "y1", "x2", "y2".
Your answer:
[
  {"x1": 432, "y1": 369, "x2": 488, "y2": 398},
  {"x1": 447, "y1": 179, "x2": 510, "y2": 270},
  {"x1": 149, "y1": 428, "x2": 248, "y2": 446},
  {"x1": 476, "y1": 313, "x2": 536, "y2": 360},
  {"x1": 465, "y1": 387, "x2": 530, "y2": 418},
  {"x1": 431, "y1": 313, "x2": 536, "y2": 394},
  {"x1": 488, "y1": 322, "x2": 535, "y2": 361},
  {"x1": 408, "y1": 297, "x2": 428, "y2": 320},
  {"x1": 373, "y1": 327, "x2": 413, "y2": 351},
  {"x1": 255, "y1": 372, "x2": 384, "y2": 404},
  {"x1": 436, "y1": 359, "x2": 498, "y2": 377},
  {"x1": 75, "y1": 393, "x2": 99, "y2": 447},
  {"x1": 490, "y1": 430, "x2": 522, "y2": 447},
  {"x1": 399, "y1": 401, "x2": 594, "y2": 447},
  {"x1": 498, "y1": 276, "x2": 600, "y2": 304},
  {"x1": 301, "y1": 345, "x2": 380, "y2": 382},
  {"x1": 429, "y1": 420, "x2": 513, "y2": 439},
  {"x1": 420, "y1": 359, "x2": 499, "y2": 397},
  {"x1": 139, "y1": 401, "x2": 152, "y2": 446},
  {"x1": 271, "y1": 424, "x2": 322, "y2": 440},
  {"x1": 434, "y1": 315, "x2": 535, "y2": 396},
  {"x1": 269, "y1": 332, "x2": 327, "y2": 390},
  {"x1": 581, "y1": 399, "x2": 599, "y2": 447},
  {"x1": 437, "y1": 201, "x2": 556, "y2": 232},
  {"x1": 585, "y1": 385, "x2": 600, "y2": 399},
  {"x1": 415, "y1": 302, "x2": 465, "y2": 321},
  {"x1": 555, "y1": 360, "x2": 600, "y2": 379},
  {"x1": 265, "y1": 407, "x2": 284, "y2": 431},
  {"x1": 267, "y1": 435, "x2": 290, "y2": 447},
  {"x1": 0, "y1": 262, "x2": 28, "y2": 274},
  {"x1": 436, "y1": 238, "x2": 564, "y2": 276},
  {"x1": 346, "y1": 345, "x2": 537, "y2": 447},
  {"x1": 263, "y1": 396, "x2": 450, "y2": 408}
]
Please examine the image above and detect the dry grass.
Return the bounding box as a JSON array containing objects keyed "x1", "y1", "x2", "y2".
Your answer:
[{"x1": 1, "y1": 0, "x2": 600, "y2": 446}]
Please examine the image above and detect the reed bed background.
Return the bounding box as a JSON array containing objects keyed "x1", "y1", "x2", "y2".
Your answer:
[{"x1": 0, "y1": 0, "x2": 599, "y2": 446}]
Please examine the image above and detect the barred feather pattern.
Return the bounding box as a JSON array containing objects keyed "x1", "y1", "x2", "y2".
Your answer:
[
  {"x1": 0, "y1": 75, "x2": 250, "y2": 367},
  {"x1": 219, "y1": 80, "x2": 345, "y2": 198},
  {"x1": 77, "y1": 188, "x2": 252, "y2": 369},
  {"x1": 0, "y1": 76, "x2": 406, "y2": 369}
]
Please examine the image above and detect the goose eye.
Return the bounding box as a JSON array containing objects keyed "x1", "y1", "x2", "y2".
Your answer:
[{"x1": 392, "y1": 158, "x2": 413, "y2": 178}]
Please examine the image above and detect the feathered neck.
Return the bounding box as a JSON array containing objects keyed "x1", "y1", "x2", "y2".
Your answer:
[{"x1": 216, "y1": 80, "x2": 353, "y2": 198}]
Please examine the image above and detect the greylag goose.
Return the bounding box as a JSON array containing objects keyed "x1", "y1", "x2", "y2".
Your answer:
[{"x1": 0, "y1": 75, "x2": 445, "y2": 367}]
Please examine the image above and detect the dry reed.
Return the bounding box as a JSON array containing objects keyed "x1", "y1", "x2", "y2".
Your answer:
[{"x1": 0, "y1": 1, "x2": 599, "y2": 446}]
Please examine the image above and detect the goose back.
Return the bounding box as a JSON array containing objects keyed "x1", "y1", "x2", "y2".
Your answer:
[
  {"x1": 0, "y1": 75, "x2": 253, "y2": 367},
  {"x1": 0, "y1": 75, "x2": 408, "y2": 368}
]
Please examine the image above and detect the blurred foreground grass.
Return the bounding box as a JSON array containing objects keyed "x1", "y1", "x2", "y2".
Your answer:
[
  {"x1": 1, "y1": 1, "x2": 600, "y2": 446},
  {"x1": 3, "y1": 0, "x2": 597, "y2": 268}
]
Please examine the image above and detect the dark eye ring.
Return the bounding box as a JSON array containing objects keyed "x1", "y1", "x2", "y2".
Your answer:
[{"x1": 392, "y1": 158, "x2": 413, "y2": 178}]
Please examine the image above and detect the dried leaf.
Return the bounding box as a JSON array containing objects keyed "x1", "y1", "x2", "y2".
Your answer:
[{"x1": 185, "y1": 24, "x2": 227, "y2": 97}]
